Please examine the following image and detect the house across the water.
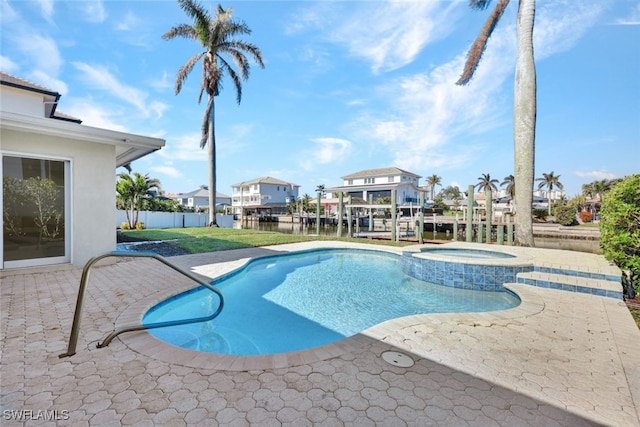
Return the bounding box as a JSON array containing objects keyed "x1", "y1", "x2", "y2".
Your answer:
[{"x1": 231, "y1": 177, "x2": 300, "y2": 216}]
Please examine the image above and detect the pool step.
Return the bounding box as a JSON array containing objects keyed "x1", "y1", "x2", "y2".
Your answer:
[{"x1": 515, "y1": 271, "x2": 622, "y2": 299}]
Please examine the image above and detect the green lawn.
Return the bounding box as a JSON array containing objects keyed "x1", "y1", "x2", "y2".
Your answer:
[{"x1": 118, "y1": 227, "x2": 415, "y2": 253}]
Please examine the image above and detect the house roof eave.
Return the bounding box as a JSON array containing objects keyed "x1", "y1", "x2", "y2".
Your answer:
[{"x1": 1, "y1": 111, "x2": 165, "y2": 168}]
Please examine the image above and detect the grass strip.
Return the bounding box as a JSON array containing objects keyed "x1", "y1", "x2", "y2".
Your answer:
[{"x1": 118, "y1": 227, "x2": 414, "y2": 253}]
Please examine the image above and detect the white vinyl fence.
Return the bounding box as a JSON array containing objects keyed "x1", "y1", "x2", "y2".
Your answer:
[{"x1": 116, "y1": 210, "x2": 234, "y2": 229}]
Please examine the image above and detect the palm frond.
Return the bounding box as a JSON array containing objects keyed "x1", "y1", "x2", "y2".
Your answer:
[
  {"x1": 175, "y1": 52, "x2": 205, "y2": 95},
  {"x1": 200, "y1": 96, "x2": 214, "y2": 148},
  {"x1": 456, "y1": 0, "x2": 510, "y2": 86},
  {"x1": 218, "y1": 56, "x2": 243, "y2": 104},
  {"x1": 162, "y1": 24, "x2": 199, "y2": 41},
  {"x1": 177, "y1": 0, "x2": 211, "y2": 45},
  {"x1": 469, "y1": 0, "x2": 492, "y2": 11}
]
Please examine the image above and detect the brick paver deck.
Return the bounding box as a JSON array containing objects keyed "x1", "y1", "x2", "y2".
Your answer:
[{"x1": 1, "y1": 242, "x2": 639, "y2": 426}]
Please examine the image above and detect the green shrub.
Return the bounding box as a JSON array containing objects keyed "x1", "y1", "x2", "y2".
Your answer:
[
  {"x1": 599, "y1": 174, "x2": 640, "y2": 295},
  {"x1": 555, "y1": 205, "x2": 577, "y2": 226},
  {"x1": 120, "y1": 221, "x2": 130, "y2": 230},
  {"x1": 135, "y1": 222, "x2": 145, "y2": 230},
  {"x1": 532, "y1": 209, "x2": 548, "y2": 220},
  {"x1": 579, "y1": 211, "x2": 593, "y2": 223}
]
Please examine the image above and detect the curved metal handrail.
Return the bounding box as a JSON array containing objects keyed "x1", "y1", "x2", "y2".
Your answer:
[{"x1": 59, "y1": 251, "x2": 224, "y2": 358}]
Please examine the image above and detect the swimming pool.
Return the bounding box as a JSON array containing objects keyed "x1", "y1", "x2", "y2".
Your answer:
[{"x1": 144, "y1": 249, "x2": 520, "y2": 356}]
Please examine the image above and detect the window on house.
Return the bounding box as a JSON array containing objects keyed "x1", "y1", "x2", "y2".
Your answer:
[
  {"x1": 388, "y1": 176, "x2": 394, "y2": 183},
  {"x1": 348, "y1": 179, "x2": 353, "y2": 185},
  {"x1": 364, "y1": 178, "x2": 375, "y2": 184}
]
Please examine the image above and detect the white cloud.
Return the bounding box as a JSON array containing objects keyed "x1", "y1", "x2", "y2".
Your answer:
[
  {"x1": 352, "y1": 40, "x2": 511, "y2": 173},
  {"x1": 149, "y1": 164, "x2": 183, "y2": 179},
  {"x1": 16, "y1": 33, "x2": 63, "y2": 76},
  {"x1": 332, "y1": 2, "x2": 460, "y2": 73},
  {"x1": 77, "y1": 0, "x2": 106, "y2": 23},
  {"x1": 72, "y1": 62, "x2": 167, "y2": 119},
  {"x1": 574, "y1": 170, "x2": 618, "y2": 180},
  {"x1": 534, "y1": 1, "x2": 605, "y2": 59},
  {"x1": 345, "y1": 0, "x2": 609, "y2": 176},
  {"x1": 150, "y1": 71, "x2": 173, "y2": 92},
  {"x1": 115, "y1": 10, "x2": 139, "y2": 31},
  {"x1": 0, "y1": 1, "x2": 19, "y2": 25},
  {"x1": 159, "y1": 133, "x2": 207, "y2": 162},
  {"x1": 36, "y1": 0, "x2": 54, "y2": 23},
  {"x1": 63, "y1": 97, "x2": 128, "y2": 132},
  {"x1": 614, "y1": 3, "x2": 640, "y2": 25},
  {"x1": 288, "y1": 1, "x2": 462, "y2": 73},
  {"x1": 0, "y1": 55, "x2": 18, "y2": 72},
  {"x1": 29, "y1": 70, "x2": 68, "y2": 95},
  {"x1": 298, "y1": 137, "x2": 352, "y2": 171}
]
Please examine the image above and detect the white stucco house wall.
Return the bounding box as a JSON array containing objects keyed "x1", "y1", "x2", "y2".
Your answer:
[
  {"x1": 1, "y1": 71, "x2": 164, "y2": 270},
  {"x1": 231, "y1": 177, "x2": 299, "y2": 215}
]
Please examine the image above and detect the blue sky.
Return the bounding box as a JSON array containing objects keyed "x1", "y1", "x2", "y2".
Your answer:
[{"x1": 2, "y1": 0, "x2": 639, "y2": 199}]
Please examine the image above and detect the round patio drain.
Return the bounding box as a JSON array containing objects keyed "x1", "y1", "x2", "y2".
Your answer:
[{"x1": 381, "y1": 350, "x2": 414, "y2": 368}]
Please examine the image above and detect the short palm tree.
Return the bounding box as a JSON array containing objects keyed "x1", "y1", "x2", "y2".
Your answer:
[
  {"x1": 117, "y1": 172, "x2": 161, "y2": 228},
  {"x1": 536, "y1": 171, "x2": 563, "y2": 215},
  {"x1": 163, "y1": 0, "x2": 264, "y2": 226},
  {"x1": 501, "y1": 174, "x2": 515, "y2": 198},
  {"x1": 476, "y1": 173, "x2": 499, "y2": 193},
  {"x1": 584, "y1": 179, "x2": 617, "y2": 202},
  {"x1": 426, "y1": 174, "x2": 442, "y2": 201},
  {"x1": 457, "y1": 0, "x2": 537, "y2": 246}
]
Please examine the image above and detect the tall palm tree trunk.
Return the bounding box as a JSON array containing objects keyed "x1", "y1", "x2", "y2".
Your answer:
[
  {"x1": 207, "y1": 96, "x2": 218, "y2": 226},
  {"x1": 513, "y1": 0, "x2": 536, "y2": 246}
]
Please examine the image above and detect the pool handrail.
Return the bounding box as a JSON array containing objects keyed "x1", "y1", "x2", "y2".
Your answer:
[{"x1": 59, "y1": 251, "x2": 224, "y2": 358}]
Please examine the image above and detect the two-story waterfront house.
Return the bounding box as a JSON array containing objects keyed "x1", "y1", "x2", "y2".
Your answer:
[
  {"x1": 231, "y1": 177, "x2": 300, "y2": 215},
  {"x1": 325, "y1": 167, "x2": 423, "y2": 206}
]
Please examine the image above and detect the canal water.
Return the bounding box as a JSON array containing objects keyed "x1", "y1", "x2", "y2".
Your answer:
[{"x1": 235, "y1": 220, "x2": 455, "y2": 241}]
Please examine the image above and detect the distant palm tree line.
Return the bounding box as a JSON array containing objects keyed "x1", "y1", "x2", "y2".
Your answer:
[{"x1": 582, "y1": 179, "x2": 621, "y2": 202}]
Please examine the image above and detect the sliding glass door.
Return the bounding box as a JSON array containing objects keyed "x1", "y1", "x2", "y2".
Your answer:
[{"x1": 2, "y1": 154, "x2": 70, "y2": 268}]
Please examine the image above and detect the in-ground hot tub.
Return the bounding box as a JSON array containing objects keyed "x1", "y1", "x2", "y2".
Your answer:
[
  {"x1": 402, "y1": 245, "x2": 533, "y2": 292},
  {"x1": 419, "y1": 247, "x2": 516, "y2": 259}
]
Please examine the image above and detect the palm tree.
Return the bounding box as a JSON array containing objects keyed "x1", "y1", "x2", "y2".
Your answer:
[
  {"x1": 163, "y1": 0, "x2": 264, "y2": 226},
  {"x1": 501, "y1": 174, "x2": 515, "y2": 198},
  {"x1": 584, "y1": 179, "x2": 619, "y2": 202},
  {"x1": 426, "y1": 174, "x2": 442, "y2": 201},
  {"x1": 476, "y1": 173, "x2": 499, "y2": 193},
  {"x1": 457, "y1": 0, "x2": 536, "y2": 246},
  {"x1": 301, "y1": 193, "x2": 313, "y2": 213},
  {"x1": 117, "y1": 172, "x2": 161, "y2": 228},
  {"x1": 535, "y1": 171, "x2": 563, "y2": 215}
]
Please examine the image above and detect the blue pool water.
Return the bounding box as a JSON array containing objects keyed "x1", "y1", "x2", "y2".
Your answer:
[{"x1": 144, "y1": 249, "x2": 519, "y2": 356}]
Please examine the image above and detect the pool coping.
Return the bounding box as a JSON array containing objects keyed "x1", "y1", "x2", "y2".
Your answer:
[{"x1": 115, "y1": 241, "x2": 546, "y2": 371}]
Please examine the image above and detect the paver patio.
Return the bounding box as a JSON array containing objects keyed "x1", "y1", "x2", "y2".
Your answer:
[{"x1": 1, "y1": 241, "x2": 639, "y2": 426}]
